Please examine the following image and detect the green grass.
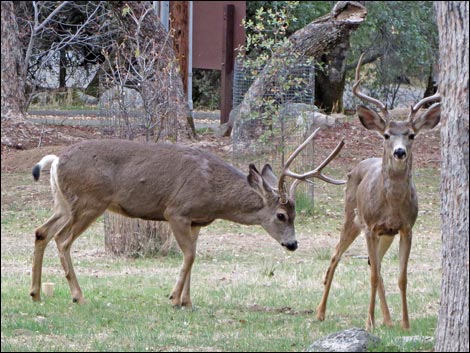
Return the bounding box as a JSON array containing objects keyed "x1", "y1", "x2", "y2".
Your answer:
[{"x1": 1, "y1": 167, "x2": 442, "y2": 351}]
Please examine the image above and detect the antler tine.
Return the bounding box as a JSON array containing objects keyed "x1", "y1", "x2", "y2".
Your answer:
[
  {"x1": 353, "y1": 53, "x2": 390, "y2": 121},
  {"x1": 288, "y1": 179, "x2": 306, "y2": 202},
  {"x1": 278, "y1": 128, "x2": 322, "y2": 202},
  {"x1": 282, "y1": 136, "x2": 346, "y2": 202},
  {"x1": 409, "y1": 92, "x2": 441, "y2": 122},
  {"x1": 303, "y1": 139, "x2": 346, "y2": 184},
  {"x1": 288, "y1": 139, "x2": 347, "y2": 199}
]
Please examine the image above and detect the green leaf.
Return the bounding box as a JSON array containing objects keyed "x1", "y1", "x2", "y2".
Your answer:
[{"x1": 122, "y1": 5, "x2": 130, "y2": 16}]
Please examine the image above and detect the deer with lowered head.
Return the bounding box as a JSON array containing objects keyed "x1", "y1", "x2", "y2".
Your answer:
[
  {"x1": 315, "y1": 54, "x2": 441, "y2": 330},
  {"x1": 31, "y1": 129, "x2": 345, "y2": 308}
]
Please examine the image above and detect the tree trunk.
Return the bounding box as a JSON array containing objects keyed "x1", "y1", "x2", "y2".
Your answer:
[
  {"x1": 104, "y1": 213, "x2": 177, "y2": 258},
  {"x1": 435, "y1": 2, "x2": 469, "y2": 352},
  {"x1": 314, "y1": 41, "x2": 349, "y2": 113},
  {"x1": 169, "y1": 1, "x2": 189, "y2": 95},
  {"x1": 423, "y1": 62, "x2": 438, "y2": 103},
  {"x1": 59, "y1": 48, "x2": 67, "y2": 89},
  {"x1": 1, "y1": 1, "x2": 26, "y2": 116},
  {"x1": 314, "y1": 0, "x2": 366, "y2": 113},
  {"x1": 234, "y1": 1, "x2": 367, "y2": 132}
]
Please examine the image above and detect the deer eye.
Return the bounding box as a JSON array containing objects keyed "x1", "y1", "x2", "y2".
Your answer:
[
  {"x1": 277, "y1": 213, "x2": 287, "y2": 222},
  {"x1": 383, "y1": 133, "x2": 390, "y2": 140},
  {"x1": 409, "y1": 133, "x2": 415, "y2": 140}
]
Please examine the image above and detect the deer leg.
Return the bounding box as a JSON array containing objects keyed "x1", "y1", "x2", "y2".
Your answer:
[
  {"x1": 180, "y1": 226, "x2": 201, "y2": 308},
  {"x1": 30, "y1": 212, "x2": 68, "y2": 301},
  {"x1": 377, "y1": 235, "x2": 394, "y2": 327},
  {"x1": 398, "y1": 229, "x2": 412, "y2": 330},
  {"x1": 166, "y1": 215, "x2": 196, "y2": 308},
  {"x1": 54, "y1": 207, "x2": 106, "y2": 304},
  {"x1": 316, "y1": 219, "x2": 361, "y2": 321},
  {"x1": 365, "y1": 230, "x2": 380, "y2": 330}
]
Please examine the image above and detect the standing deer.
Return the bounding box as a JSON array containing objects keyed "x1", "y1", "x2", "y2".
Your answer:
[
  {"x1": 315, "y1": 54, "x2": 441, "y2": 330},
  {"x1": 31, "y1": 129, "x2": 345, "y2": 307}
]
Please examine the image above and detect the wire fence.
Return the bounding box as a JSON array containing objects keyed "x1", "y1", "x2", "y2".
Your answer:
[
  {"x1": 231, "y1": 58, "x2": 318, "y2": 209},
  {"x1": 232, "y1": 58, "x2": 315, "y2": 107}
]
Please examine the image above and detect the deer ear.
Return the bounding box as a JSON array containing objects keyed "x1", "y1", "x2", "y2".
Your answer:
[
  {"x1": 248, "y1": 164, "x2": 264, "y2": 190},
  {"x1": 248, "y1": 164, "x2": 273, "y2": 195},
  {"x1": 412, "y1": 102, "x2": 441, "y2": 132},
  {"x1": 261, "y1": 164, "x2": 278, "y2": 190},
  {"x1": 357, "y1": 105, "x2": 386, "y2": 133}
]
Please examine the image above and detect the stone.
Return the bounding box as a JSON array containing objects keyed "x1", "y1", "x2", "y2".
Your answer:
[{"x1": 306, "y1": 328, "x2": 380, "y2": 352}]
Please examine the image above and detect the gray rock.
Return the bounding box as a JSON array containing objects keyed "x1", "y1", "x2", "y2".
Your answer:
[
  {"x1": 216, "y1": 104, "x2": 241, "y2": 137},
  {"x1": 99, "y1": 86, "x2": 143, "y2": 110},
  {"x1": 306, "y1": 328, "x2": 380, "y2": 352},
  {"x1": 76, "y1": 90, "x2": 99, "y2": 105}
]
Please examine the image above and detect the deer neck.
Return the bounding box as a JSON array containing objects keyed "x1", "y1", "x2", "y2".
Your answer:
[
  {"x1": 218, "y1": 180, "x2": 268, "y2": 225},
  {"x1": 381, "y1": 151, "x2": 414, "y2": 202}
]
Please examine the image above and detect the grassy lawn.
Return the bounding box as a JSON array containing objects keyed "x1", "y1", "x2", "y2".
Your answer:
[{"x1": 1, "y1": 166, "x2": 441, "y2": 352}]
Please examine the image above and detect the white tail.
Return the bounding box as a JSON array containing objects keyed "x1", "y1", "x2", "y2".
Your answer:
[
  {"x1": 32, "y1": 155, "x2": 58, "y2": 181},
  {"x1": 316, "y1": 53, "x2": 441, "y2": 330},
  {"x1": 31, "y1": 132, "x2": 344, "y2": 307}
]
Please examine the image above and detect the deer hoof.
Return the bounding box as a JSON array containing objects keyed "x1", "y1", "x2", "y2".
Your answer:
[
  {"x1": 316, "y1": 308, "x2": 326, "y2": 321},
  {"x1": 401, "y1": 322, "x2": 411, "y2": 331},
  {"x1": 366, "y1": 319, "x2": 375, "y2": 331},
  {"x1": 72, "y1": 297, "x2": 86, "y2": 304},
  {"x1": 170, "y1": 297, "x2": 182, "y2": 307},
  {"x1": 30, "y1": 291, "x2": 41, "y2": 302},
  {"x1": 181, "y1": 300, "x2": 193, "y2": 309}
]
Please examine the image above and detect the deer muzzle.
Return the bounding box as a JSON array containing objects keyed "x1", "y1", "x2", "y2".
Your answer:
[
  {"x1": 281, "y1": 241, "x2": 298, "y2": 251},
  {"x1": 393, "y1": 147, "x2": 407, "y2": 160}
]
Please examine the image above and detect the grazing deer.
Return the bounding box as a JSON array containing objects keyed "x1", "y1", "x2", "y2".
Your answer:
[
  {"x1": 31, "y1": 129, "x2": 345, "y2": 307},
  {"x1": 315, "y1": 54, "x2": 441, "y2": 330}
]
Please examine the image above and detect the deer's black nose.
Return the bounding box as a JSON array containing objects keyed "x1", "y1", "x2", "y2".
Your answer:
[
  {"x1": 282, "y1": 241, "x2": 298, "y2": 251},
  {"x1": 393, "y1": 148, "x2": 407, "y2": 159}
]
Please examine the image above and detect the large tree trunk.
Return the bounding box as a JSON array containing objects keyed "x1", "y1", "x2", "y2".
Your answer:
[
  {"x1": 1, "y1": 1, "x2": 26, "y2": 116},
  {"x1": 435, "y1": 2, "x2": 469, "y2": 352},
  {"x1": 231, "y1": 1, "x2": 366, "y2": 135}
]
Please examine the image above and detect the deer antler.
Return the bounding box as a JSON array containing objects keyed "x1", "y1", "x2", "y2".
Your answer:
[
  {"x1": 278, "y1": 127, "x2": 346, "y2": 203},
  {"x1": 408, "y1": 92, "x2": 441, "y2": 122},
  {"x1": 353, "y1": 53, "x2": 390, "y2": 121}
]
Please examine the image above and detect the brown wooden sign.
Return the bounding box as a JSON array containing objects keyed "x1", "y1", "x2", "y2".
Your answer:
[{"x1": 192, "y1": 1, "x2": 245, "y2": 70}]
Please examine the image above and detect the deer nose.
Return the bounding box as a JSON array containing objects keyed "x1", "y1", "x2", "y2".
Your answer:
[
  {"x1": 393, "y1": 148, "x2": 407, "y2": 160},
  {"x1": 282, "y1": 241, "x2": 298, "y2": 251}
]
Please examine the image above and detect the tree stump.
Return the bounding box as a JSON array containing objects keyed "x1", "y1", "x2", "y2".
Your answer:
[{"x1": 104, "y1": 212, "x2": 177, "y2": 258}]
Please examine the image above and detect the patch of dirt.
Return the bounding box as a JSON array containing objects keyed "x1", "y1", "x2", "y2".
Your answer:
[
  {"x1": 246, "y1": 303, "x2": 314, "y2": 315},
  {"x1": 318, "y1": 119, "x2": 441, "y2": 169},
  {"x1": 1, "y1": 112, "x2": 440, "y2": 175},
  {"x1": 1, "y1": 113, "x2": 103, "y2": 151},
  {"x1": 1, "y1": 112, "x2": 106, "y2": 173}
]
